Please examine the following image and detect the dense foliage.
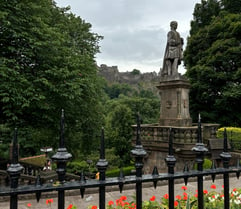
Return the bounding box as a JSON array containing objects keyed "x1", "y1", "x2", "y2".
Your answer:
[
  {"x1": 184, "y1": 0, "x2": 241, "y2": 126},
  {"x1": 217, "y1": 127, "x2": 241, "y2": 150},
  {"x1": 0, "y1": 0, "x2": 160, "y2": 168},
  {"x1": 0, "y1": 0, "x2": 104, "y2": 157},
  {"x1": 103, "y1": 82, "x2": 160, "y2": 166}
]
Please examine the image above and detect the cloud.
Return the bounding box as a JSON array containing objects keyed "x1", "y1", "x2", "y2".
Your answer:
[{"x1": 55, "y1": 0, "x2": 200, "y2": 72}]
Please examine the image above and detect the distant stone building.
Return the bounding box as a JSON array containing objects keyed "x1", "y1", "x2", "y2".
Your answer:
[{"x1": 98, "y1": 64, "x2": 160, "y2": 86}]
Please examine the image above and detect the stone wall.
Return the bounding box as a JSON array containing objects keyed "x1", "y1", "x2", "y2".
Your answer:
[{"x1": 132, "y1": 123, "x2": 220, "y2": 173}]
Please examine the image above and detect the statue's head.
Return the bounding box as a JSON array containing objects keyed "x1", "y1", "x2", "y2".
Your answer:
[{"x1": 170, "y1": 21, "x2": 178, "y2": 29}]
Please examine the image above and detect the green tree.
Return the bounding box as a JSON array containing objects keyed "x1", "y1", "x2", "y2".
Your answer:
[
  {"x1": 0, "y1": 0, "x2": 104, "y2": 157},
  {"x1": 105, "y1": 104, "x2": 134, "y2": 166},
  {"x1": 104, "y1": 83, "x2": 133, "y2": 99},
  {"x1": 184, "y1": 0, "x2": 241, "y2": 126}
]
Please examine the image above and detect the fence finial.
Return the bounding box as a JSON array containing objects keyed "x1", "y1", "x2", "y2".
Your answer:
[
  {"x1": 7, "y1": 128, "x2": 23, "y2": 190},
  {"x1": 168, "y1": 128, "x2": 174, "y2": 155},
  {"x1": 198, "y1": 113, "x2": 202, "y2": 143},
  {"x1": 60, "y1": 109, "x2": 65, "y2": 148},
  {"x1": 52, "y1": 110, "x2": 72, "y2": 183},
  {"x1": 223, "y1": 128, "x2": 228, "y2": 152},
  {"x1": 100, "y1": 127, "x2": 105, "y2": 159},
  {"x1": 136, "y1": 112, "x2": 141, "y2": 146}
]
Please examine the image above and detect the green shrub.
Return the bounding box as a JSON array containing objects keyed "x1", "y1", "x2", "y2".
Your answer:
[
  {"x1": 217, "y1": 127, "x2": 241, "y2": 150},
  {"x1": 217, "y1": 127, "x2": 241, "y2": 139},
  {"x1": 106, "y1": 165, "x2": 134, "y2": 177},
  {"x1": 193, "y1": 158, "x2": 212, "y2": 170},
  {"x1": 67, "y1": 161, "x2": 89, "y2": 174}
]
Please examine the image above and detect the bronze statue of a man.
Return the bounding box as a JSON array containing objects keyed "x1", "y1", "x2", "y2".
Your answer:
[{"x1": 161, "y1": 21, "x2": 183, "y2": 76}]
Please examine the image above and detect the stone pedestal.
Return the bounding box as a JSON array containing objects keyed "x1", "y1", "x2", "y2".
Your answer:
[{"x1": 157, "y1": 75, "x2": 192, "y2": 127}]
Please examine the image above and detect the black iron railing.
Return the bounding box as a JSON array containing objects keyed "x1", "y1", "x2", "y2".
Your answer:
[{"x1": 0, "y1": 111, "x2": 240, "y2": 209}]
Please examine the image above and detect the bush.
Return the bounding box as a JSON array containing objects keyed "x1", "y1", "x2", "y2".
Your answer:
[
  {"x1": 193, "y1": 158, "x2": 212, "y2": 170},
  {"x1": 106, "y1": 166, "x2": 134, "y2": 177},
  {"x1": 217, "y1": 127, "x2": 241, "y2": 139},
  {"x1": 67, "y1": 161, "x2": 89, "y2": 175},
  {"x1": 217, "y1": 127, "x2": 241, "y2": 150}
]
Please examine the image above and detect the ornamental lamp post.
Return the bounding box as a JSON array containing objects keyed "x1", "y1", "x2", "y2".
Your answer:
[{"x1": 40, "y1": 147, "x2": 53, "y2": 171}]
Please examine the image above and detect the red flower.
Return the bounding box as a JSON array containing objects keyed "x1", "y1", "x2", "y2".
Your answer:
[
  {"x1": 163, "y1": 193, "x2": 169, "y2": 199},
  {"x1": 211, "y1": 184, "x2": 216, "y2": 189},
  {"x1": 183, "y1": 192, "x2": 188, "y2": 197},
  {"x1": 27, "y1": 203, "x2": 32, "y2": 207},
  {"x1": 233, "y1": 188, "x2": 237, "y2": 192},
  {"x1": 174, "y1": 201, "x2": 179, "y2": 206},
  {"x1": 108, "y1": 200, "x2": 114, "y2": 205},
  {"x1": 116, "y1": 199, "x2": 121, "y2": 205},
  {"x1": 203, "y1": 190, "x2": 208, "y2": 194},
  {"x1": 67, "y1": 204, "x2": 73, "y2": 209},
  {"x1": 91, "y1": 206, "x2": 97, "y2": 209},
  {"x1": 120, "y1": 196, "x2": 127, "y2": 201},
  {"x1": 150, "y1": 196, "x2": 156, "y2": 201},
  {"x1": 181, "y1": 186, "x2": 187, "y2": 190},
  {"x1": 176, "y1": 195, "x2": 181, "y2": 200},
  {"x1": 183, "y1": 196, "x2": 188, "y2": 200},
  {"x1": 194, "y1": 193, "x2": 198, "y2": 198},
  {"x1": 46, "y1": 199, "x2": 53, "y2": 205}
]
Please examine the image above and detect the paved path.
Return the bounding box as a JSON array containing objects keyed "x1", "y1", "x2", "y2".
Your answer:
[{"x1": 0, "y1": 176, "x2": 241, "y2": 209}]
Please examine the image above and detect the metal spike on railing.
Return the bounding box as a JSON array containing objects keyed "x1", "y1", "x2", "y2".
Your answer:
[
  {"x1": 183, "y1": 163, "x2": 189, "y2": 185},
  {"x1": 236, "y1": 159, "x2": 240, "y2": 179},
  {"x1": 100, "y1": 127, "x2": 105, "y2": 160},
  {"x1": 168, "y1": 128, "x2": 173, "y2": 156},
  {"x1": 152, "y1": 166, "x2": 159, "y2": 189},
  {"x1": 60, "y1": 109, "x2": 65, "y2": 148},
  {"x1": 136, "y1": 112, "x2": 142, "y2": 146},
  {"x1": 223, "y1": 128, "x2": 228, "y2": 152},
  {"x1": 211, "y1": 160, "x2": 216, "y2": 182},
  {"x1": 7, "y1": 128, "x2": 23, "y2": 188},
  {"x1": 118, "y1": 168, "x2": 124, "y2": 193},
  {"x1": 52, "y1": 109, "x2": 72, "y2": 183},
  {"x1": 96, "y1": 128, "x2": 108, "y2": 209},
  {"x1": 80, "y1": 171, "x2": 86, "y2": 198},
  {"x1": 198, "y1": 113, "x2": 202, "y2": 143},
  {"x1": 35, "y1": 174, "x2": 42, "y2": 202},
  {"x1": 220, "y1": 127, "x2": 231, "y2": 168},
  {"x1": 131, "y1": 113, "x2": 147, "y2": 209}
]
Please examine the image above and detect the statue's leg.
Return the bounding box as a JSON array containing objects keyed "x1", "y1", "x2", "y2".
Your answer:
[
  {"x1": 172, "y1": 58, "x2": 179, "y2": 75},
  {"x1": 166, "y1": 60, "x2": 172, "y2": 75}
]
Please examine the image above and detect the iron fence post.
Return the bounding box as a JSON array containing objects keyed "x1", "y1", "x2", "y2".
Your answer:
[
  {"x1": 131, "y1": 114, "x2": 147, "y2": 209},
  {"x1": 96, "y1": 128, "x2": 108, "y2": 209},
  {"x1": 192, "y1": 114, "x2": 208, "y2": 209},
  {"x1": 52, "y1": 110, "x2": 72, "y2": 209},
  {"x1": 7, "y1": 128, "x2": 23, "y2": 209},
  {"x1": 220, "y1": 128, "x2": 231, "y2": 209},
  {"x1": 165, "y1": 128, "x2": 176, "y2": 209}
]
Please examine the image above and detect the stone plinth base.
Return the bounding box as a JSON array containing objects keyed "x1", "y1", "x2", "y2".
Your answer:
[
  {"x1": 157, "y1": 75, "x2": 192, "y2": 127},
  {"x1": 159, "y1": 118, "x2": 192, "y2": 127}
]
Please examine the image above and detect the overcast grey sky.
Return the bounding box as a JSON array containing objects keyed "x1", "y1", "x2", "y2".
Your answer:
[{"x1": 55, "y1": 0, "x2": 201, "y2": 73}]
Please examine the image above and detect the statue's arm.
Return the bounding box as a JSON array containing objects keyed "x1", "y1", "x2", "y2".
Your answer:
[{"x1": 167, "y1": 31, "x2": 178, "y2": 46}]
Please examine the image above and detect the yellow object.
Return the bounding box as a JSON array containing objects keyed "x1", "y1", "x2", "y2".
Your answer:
[{"x1": 95, "y1": 172, "x2": 99, "y2": 180}]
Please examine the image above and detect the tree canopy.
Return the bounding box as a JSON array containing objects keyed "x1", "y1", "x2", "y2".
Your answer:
[
  {"x1": 184, "y1": 0, "x2": 241, "y2": 126},
  {"x1": 0, "y1": 0, "x2": 104, "y2": 156}
]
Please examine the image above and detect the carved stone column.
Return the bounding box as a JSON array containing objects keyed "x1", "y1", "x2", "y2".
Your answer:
[{"x1": 157, "y1": 75, "x2": 192, "y2": 127}]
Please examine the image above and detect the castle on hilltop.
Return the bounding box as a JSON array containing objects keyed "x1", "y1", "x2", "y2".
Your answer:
[{"x1": 98, "y1": 64, "x2": 160, "y2": 85}]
